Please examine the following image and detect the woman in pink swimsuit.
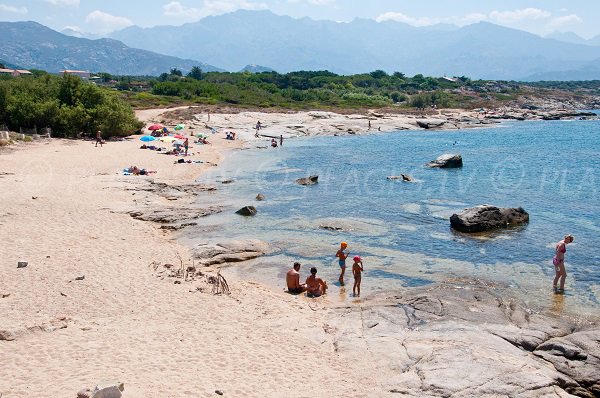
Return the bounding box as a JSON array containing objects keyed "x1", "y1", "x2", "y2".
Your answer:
[{"x1": 553, "y1": 234, "x2": 574, "y2": 293}]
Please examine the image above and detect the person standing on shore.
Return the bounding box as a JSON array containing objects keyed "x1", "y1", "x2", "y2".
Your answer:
[
  {"x1": 286, "y1": 262, "x2": 307, "y2": 294},
  {"x1": 95, "y1": 130, "x2": 103, "y2": 147},
  {"x1": 336, "y1": 242, "x2": 349, "y2": 286},
  {"x1": 553, "y1": 234, "x2": 574, "y2": 293},
  {"x1": 280, "y1": 134, "x2": 283, "y2": 147},
  {"x1": 352, "y1": 256, "x2": 363, "y2": 297},
  {"x1": 306, "y1": 267, "x2": 328, "y2": 297},
  {"x1": 184, "y1": 138, "x2": 189, "y2": 156}
]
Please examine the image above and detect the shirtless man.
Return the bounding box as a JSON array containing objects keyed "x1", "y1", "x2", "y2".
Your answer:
[
  {"x1": 95, "y1": 130, "x2": 103, "y2": 147},
  {"x1": 305, "y1": 267, "x2": 328, "y2": 297},
  {"x1": 286, "y1": 262, "x2": 306, "y2": 294}
]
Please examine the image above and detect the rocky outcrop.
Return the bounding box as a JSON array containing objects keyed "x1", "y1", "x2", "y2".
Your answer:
[
  {"x1": 426, "y1": 153, "x2": 463, "y2": 168},
  {"x1": 296, "y1": 175, "x2": 318, "y2": 185},
  {"x1": 533, "y1": 331, "x2": 600, "y2": 397},
  {"x1": 450, "y1": 205, "x2": 529, "y2": 233},
  {"x1": 235, "y1": 206, "x2": 257, "y2": 216},
  {"x1": 78, "y1": 382, "x2": 124, "y2": 398},
  {"x1": 417, "y1": 119, "x2": 446, "y2": 129},
  {"x1": 194, "y1": 240, "x2": 269, "y2": 266},
  {"x1": 255, "y1": 193, "x2": 265, "y2": 201},
  {"x1": 129, "y1": 206, "x2": 222, "y2": 224},
  {"x1": 325, "y1": 281, "x2": 600, "y2": 398}
]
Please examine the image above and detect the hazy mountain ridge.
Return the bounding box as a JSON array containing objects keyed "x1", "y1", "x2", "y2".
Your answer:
[
  {"x1": 0, "y1": 21, "x2": 221, "y2": 75},
  {"x1": 109, "y1": 10, "x2": 600, "y2": 80}
]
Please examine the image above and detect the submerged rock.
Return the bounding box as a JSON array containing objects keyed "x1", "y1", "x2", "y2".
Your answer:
[
  {"x1": 255, "y1": 193, "x2": 265, "y2": 201},
  {"x1": 450, "y1": 205, "x2": 529, "y2": 233},
  {"x1": 296, "y1": 175, "x2": 318, "y2": 185},
  {"x1": 426, "y1": 153, "x2": 463, "y2": 168},
  {"x1": 387, "y1": 174, "x2": 414, "y2": 182}
]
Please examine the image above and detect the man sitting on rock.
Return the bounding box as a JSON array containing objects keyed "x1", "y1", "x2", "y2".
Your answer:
[
  {"x1": 305, "y1": 267, "x2": 328, "y2": 297},
  {"x1": 286, "y1": 262, "x2": 306, "y2": 294}
]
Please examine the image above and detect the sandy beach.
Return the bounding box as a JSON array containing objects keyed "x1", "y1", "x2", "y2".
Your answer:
[{"x1": 1, "y1": 107, "x2": 599, "y2": 398}]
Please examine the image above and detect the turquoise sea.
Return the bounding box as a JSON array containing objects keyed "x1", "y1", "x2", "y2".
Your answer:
[{"x1": 190, "y1": 117, "x2": 600, "y2": 314}]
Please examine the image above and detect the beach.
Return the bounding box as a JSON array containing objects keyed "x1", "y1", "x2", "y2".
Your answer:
[{"x1": 1, "y1": 107, "x2": 599, "y2": 398}]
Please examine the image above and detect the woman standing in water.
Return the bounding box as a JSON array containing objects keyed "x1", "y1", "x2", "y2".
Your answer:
[{"x1": 553, "y1": 234, "x2": 574, "y2": 293}]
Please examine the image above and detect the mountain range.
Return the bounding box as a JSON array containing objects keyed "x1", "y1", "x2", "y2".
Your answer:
[
  {"x1": 0, "y1": 21, "x2": 221, "y2": 75},
  {"x1": 546, "y1": 31, "x2": 600, "y2": 47},
  {"x1": 108, "y1": 10, "x2": 600, "y2": 81},
  {"x1": 3, "y1": 12, "x2": 600, "y2": 80}
]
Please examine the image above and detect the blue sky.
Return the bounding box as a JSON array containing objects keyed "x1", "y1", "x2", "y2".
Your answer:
[{"x1": 1, "y1": 0, "x2": 599, "y2": 38}]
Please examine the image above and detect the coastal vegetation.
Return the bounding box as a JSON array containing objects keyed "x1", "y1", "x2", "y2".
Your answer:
[
  {"x1": 0, "y1": 73, "x2": 142, "y2": 137},
  {"x1": 107, "y1": 68, "x2": 600, "y2": 111}
]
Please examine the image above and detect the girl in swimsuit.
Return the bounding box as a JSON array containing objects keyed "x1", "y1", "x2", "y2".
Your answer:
[
  {"x1": 352, "y1": 256, "x2": 363, "y2": 297},
  {"x1": 553, "y1": 234, "x2": 574, "y2": 293}
]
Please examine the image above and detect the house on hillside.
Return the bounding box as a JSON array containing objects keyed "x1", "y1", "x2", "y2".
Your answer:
[
  {"x1": 0, "y1": 68, "x2": 32, "y2": 77},
  {"x1": 59, "y1": 70, "x2": 91, "y2": 79}
]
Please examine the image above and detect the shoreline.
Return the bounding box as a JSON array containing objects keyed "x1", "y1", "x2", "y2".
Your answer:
[{"x1": 1, "y1": 107, "x2": 599, "y2": 397}]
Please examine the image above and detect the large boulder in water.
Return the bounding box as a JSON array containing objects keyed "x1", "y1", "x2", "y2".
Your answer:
[
  {"x1": 235, "y1": 206, "x2": 257, "y2": 216},
  {"x1": 296, "y1": 175, "x2": 318, "y2": 185},
  {"x1": 450, "y1": 205, "x2": 529, "y2": 233},
  {"x1": 427, "y1": 154, "x2": 463, "y2": 168}
]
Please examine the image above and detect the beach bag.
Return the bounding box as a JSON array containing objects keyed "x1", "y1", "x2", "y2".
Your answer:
[{"x1": 552, "y1": 256, "x2": 560, "y2": 266}]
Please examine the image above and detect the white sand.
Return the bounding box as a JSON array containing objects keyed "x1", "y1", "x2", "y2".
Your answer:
[{"x1": 0, "y1": 109, "x2": 383, "y2": 397}]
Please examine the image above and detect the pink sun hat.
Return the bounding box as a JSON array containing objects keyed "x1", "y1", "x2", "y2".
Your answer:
[{"x1": 353, "y1": 256, "x2": 361, "y2": 262}]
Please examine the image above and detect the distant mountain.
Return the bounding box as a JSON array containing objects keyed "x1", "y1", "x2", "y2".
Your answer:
[
  {"x1": 546, "y1": 31, "x2": 599, "y2": 46},
  {"x1": 109, "y1": 10, "x2": 600, "y2": 80},
  {"x1": 0, "y1": 21, "x2": 221, "y2": 75},
  {"x1": 60, "y1": 27, "x2": 102, "y2": 40},
  {"x1": 0, "y1": 58, "x2": 23, "y2": 70},
  {"x1": 240, "y1": 64, "x2": 275, "y2": 73}
]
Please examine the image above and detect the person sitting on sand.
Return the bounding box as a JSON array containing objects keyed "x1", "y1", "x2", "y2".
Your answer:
[
  {"x1": 352, "y1": 256, "x2": 363, "y2": 297},
  {"x1": 305, "y1": 267, "x2": 328, "y2": 297},
  {"x1": 286, "y1": 262, "x2": 307, "y2": 294},
  {"x1": 336, "y1": 242, "x2": 349, "y2": 285},
  {"x1": 553, "y1": 234, "x2": 574, "y2": 293}
]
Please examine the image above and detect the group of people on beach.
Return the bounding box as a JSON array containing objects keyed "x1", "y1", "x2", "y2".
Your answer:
[
  {"x1": 286, "y1": 242, "x2": 364, "y2": 298},
  {"x1": 285, "y1": 235, "x2": 575, "y2": 299}
]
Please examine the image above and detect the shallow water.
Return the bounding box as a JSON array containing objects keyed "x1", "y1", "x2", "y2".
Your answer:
[{"x1": 191, "y1": 118, "x2": 600, "y2": 315}]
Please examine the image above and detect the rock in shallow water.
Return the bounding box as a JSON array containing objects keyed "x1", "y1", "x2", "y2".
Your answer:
[
  {"x1": 450, "y1": 205, "x2": 529, "y2": 233},
  {"x1": 235, "y1": 206, "x2": 257, "y2": 216},
  {"x1": 426, "y1": 153, "x2": 463, "y2": 168},
  {"x1": 296, "y1": 175, "x2": 319, "y2": 185}
]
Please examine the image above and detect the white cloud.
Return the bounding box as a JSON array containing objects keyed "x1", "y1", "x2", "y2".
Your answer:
[
  {"x1": 163, "y1": 0, "x2": 268, "y2": 20},
  {"x1": 375, "y1": 12, "x2": 439, "y2": 27},
  {"x1": 376, "y1": 8, "x2": 554, "y2": 28},
  {"x1": 85, "y1": 10, "x2": 134, "y2": 34},
  {"x1": 0, "y1": 3, "x2": 28, "y2": 14},
  {"x1": 288, "y1": 0, "x2": 335, "y2": 5},
  {"x1": 547, "y1": 14, "x2": 583, "y2": 30},
  {"x1": 488, "y1": 8, "x2": 551, "y2": 24},
  {"x1": 45, "y1": 0, "x2": 80, "y2": 6}
]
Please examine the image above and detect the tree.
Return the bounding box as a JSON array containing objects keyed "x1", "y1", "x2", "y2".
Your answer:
[
  {"x1": 370, "y1": 70, "x2": 388, "y2": 79},
  {"x1": 187, "y1": 66, "x2": 203, "y2": 80},
  {"x1": 170, "y1": 68, "x2": 183, "y2": 77},
  {"x1": 393, "y1": 72, "x2": 406, "y2": 79}
]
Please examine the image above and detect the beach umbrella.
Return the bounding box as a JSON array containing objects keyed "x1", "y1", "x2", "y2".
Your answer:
[
  {"x1": 174, "y1": 124, "x2": 185, "y2": 130},
  {"x1": 195, "y1": 133, "x2": 207, "y2": 138},
  {"x1": 173, "y1": 140, "x2": 184, "y2": 146},
  {"x1": 160, "y1": 136, "x2": 176, "y2": 142},
  {"x1": 148, "y1": 124, "x2": 164, "y2": 131},
  {"x1": 140, "y1": 135, "x2": 156, "y2": 142},
  {"x1": 174, "y1": 134, "x2": 185, "y2": 139}
]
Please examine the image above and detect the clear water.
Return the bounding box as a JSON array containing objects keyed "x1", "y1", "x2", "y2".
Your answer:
[{"x1": 190, "y1": 118, "x2": 600, "y2": 314}]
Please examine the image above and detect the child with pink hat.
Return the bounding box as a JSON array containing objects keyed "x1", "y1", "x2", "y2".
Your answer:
[{"x1": 352, "y1": 256, "x2": 364, "y2": 297}]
